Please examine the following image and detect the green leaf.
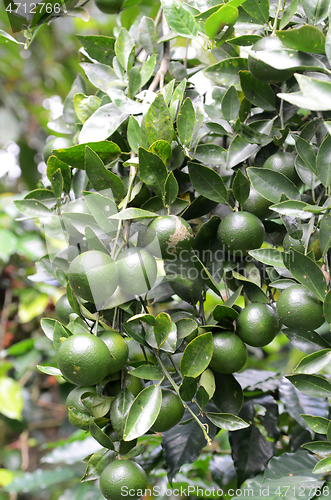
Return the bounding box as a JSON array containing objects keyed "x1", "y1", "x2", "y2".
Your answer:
[
  {"x1": 140, "y1": 54, "x2": 157, "y2": 88},
  {"x1": 144, "y1": 94, "x2": 174, "y2": 145},
  {"x1": 108, "y1": 208, "x2": 158, "y2": 220},
  {"x1": 50, "y1": 168, "x2": 64, "y2": 199},
  {"x1": 324, "y1": 289, "x2": 331, "y2": 325},
  {"x1": 293, "y1": 349, "x2": 331, "y2": 375},
  {"x1": 53, "y1": 321, "x2": 72, "y2": 352},
  {"x1": 36, "y1": 365, "x2": 62, "y2": 376},
  {"x1": 278, "y1": 74, "x2": 331, "y2": 111},
  {"x1": 53, "y1": 141, "x2": 121, "y2": 169},
  {"x1": 177, "y1": 97, "x2": 195, "y2": 147},
  {"x1": 319, "y1": 213, "x2": 331, "y2": 257},
  {"x1": 83, "y1": 191, "x2": 118, "y2": 235},
  {"x1": 14, "y1": 199, "x2": 52, "y2": 218},
  {"x1": 227, "y1": 34, "x2": 262, "y2": 46},
  {"x1": 161, "y1": 0, "x2": 198, "y2": 38},
  {"x1": 200, "y1": 369, "x2": 215, "y2": 399},
  {"x1": 205, "y1": 58, "x2": 248, "y2": 90},
  {"x1": 123, "y1": 384, "x2": 162, "y2": 441},
  {"x1": 131, "y1": 365, "x2": 164, "y2": 380},
  {"x1": 176, "y1": 318, "x2": 198, "y2": 339},
  {"x1": 206, "y1": 412, "x2": 249, "y2": 430},
  {"x1": 193, "y1": 144, "x2": 226, "y2": 166},
  {"x1": 313, "y1": 457, "x2": 331, "y2": 474},
  {"x1": 283, "y1": 250, "x2": 327, "y2": 301},
  {"x1": 89, "y1": 419, "x2": 115, "y2": 450},
  {"x1": 205, "y1": 4, "x2": 238, "y2": 40},
  {"x1": 154, "y1": 312, "x2": 172, "y2": 350},
  {"x1": 279, "y1": 0, "x2": 299, "y2": 29},
  {"x1": 79, "y1": 104, "x2": 128, "y2": 144},
  {"x1": 286, "y1": 374, "x2": 331, "y2": 398},
  {"x1": 165, "y1": 172, "x2": 179, "y2": 206},
  {"x1": 241, "y1": 0, "x2": 269, "y2": 22},
  {"x1": 0, "y1": 377, "x2": 23, "y2": 420},
  {"x1": 188, "y1": 162, "x2": 228, "y2": 204},
  {"x1": 283, "y1": 328, "x2": 331, "y2": 354},
  {"x1": 303, "y1": 441, "x2": 331, "y2": 455},
  {"x1": 0, "y1": 29, "x2": 24, "y2": 44},
  {"x1": 247, "y1": 167, "x2": 301, "y2": 203},
  {"x1": 85, "y1": 147, "x2": 124, "y2": 202},
  {"x1": 40, "y1": 318, "x2": 57, "y2": 341},
  {"x1": 213, "y1": 305, "x2": 239, "y2": 324},
  {"x1": 110, "y1": 389, "x2": 135, "y2": 439},
  {"x1": 81, "y1": 448, "x2": 115, "y2": 482},
  {"x1": 73, "y1": 94, "x2": 101, "y2": 124},
  {"x1": 295, "y1": 136, "x2": 316, "y2": 174},
  {"x1": 222, "y1": 85, "x2": 240, "y2": 122},
  {"x1": 128, "y1": 67, "x2": 141, "y2": 98},
  {"x1": 115, "y1": 28, "x2": 135, "y2": 73},
  {"x1": 127, "y1": 116, "x2": 149, "y2": 154},
  {"x1": 239, "y1": 71, "x2": 276, "y2": 111},
  {"x1": 149, "y1": 140, "x2": 172, "y2": 165},
  {"x1": 232, "y1": 169, "x2": 250, "y2": 205},
  {"x1": 248, "y1": 248, "x2": 284, "y2": 267},
  {"x1": 276, "y1": 26, "x2": 325, "y2": 54},
  {"x1": 179, "y1": 377, "x2": 197, "y2": 401},
  {"x1": 138, "y1": 147, "x2": 168, "y2": 199},
  {"x1": 301, "y1": 0, "x2": 329, "y2": 24},
  {"x1": 317, "y1": 134, "x2": 331, "y2": 188},
  {"x1": 269, "y1": 200, "x2": 314, "y2": 219},
  {"x1": 47, "y1": 156, "x2": 71, "y2": 194},
  {"x1": 24, "y1": 189, "x2": 56, "y2": 209},
  {"x1": 180, "y1": 332, "x2": 213, "y2": 379},
  {"x1": 77, "y1": 35, "x2": 115, "y2": 66},
  {"x1": 248, "y1": 47, "x2": 325, "y2": 72},
  {"x1": 138, "y1": 17, "x2": 157, "y2": 55}
]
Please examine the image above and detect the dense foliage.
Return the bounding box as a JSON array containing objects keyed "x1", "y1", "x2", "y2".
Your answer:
[{"x1": 3, "y1": 0, "x2": 331, "y2": 498}]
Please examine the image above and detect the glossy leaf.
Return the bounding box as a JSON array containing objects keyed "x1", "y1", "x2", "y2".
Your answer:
[
  {"x1": 316, "y1": 134, "x2": 331, "y2": 188},
  {"x1": 161, "y1": 0, "x2": 198, "y2": 38},
  {"x1": 115, "y1": 28, "x2": 135, "y2": 73},
  {"x1": 165, "y1": 172, "x2": 179, "y2": 206},
  {"x1": 110, "y1": 389, "x2": 135, "y2": 439},
  {"x1": 123, "y1": 384, "x2": 162, "y2": 441},
  {"x1": 301, "y1": 0, "x2": 329, "y2": 24},
  {"x1": 79, "y1": 104, "x2": 128, "y2": 144},
  {"x1": 73, "y1": 94, "x2": 101, "y2": 124},
  {"x1": 176, "y1": 318, "x2": 198, "y2": 339},
  {"x1": 180, "y1": 377, "x2": 197, "y2": 401},
  {"x1": 47, "y1": 156, "x2": 71, "y2": 193},
  {"x1": 324, "y1": 289, "x2": 331, "y2": 325},
  {"x1": 269, "y1": 200, "x2": 314, "y2": 219},
  {"x1": 222, "y1": 85, "x2": 240, "y2": 122},
  {"x1": 205, "y1": 58, "x2": 248, "y2": 90},
  {"x1": 14, "y1": 199, "x2": 52, "y2": 218},
  {"x1": 180, "y1": 332, "x2": 213, "y2": 379},
  {"x1": 303, "y1": 441, "x2": 331, "y2": 455},
  {"x1": 247, "y1": 167, "x2": 300, "y2": 203},
  {"x1": 206, "y1": 412, "x2": 249, "y2": 430},
  {"x1": 313, "y1": 457, "x2": 331, "y2": 474},
  {"x1": 138, "y1": 148, "x2": 168, "y2": 199},
  {"x1": 239, "y1": 71, "x2": 275, "y2": 111},
  {"x1": 247, "y1": 47, "x2": 325, "y2": 71},
  {"x1": 144, "y1": 94, "x2": 174, "y2": 145},
  {"x1": 188, "y1": 162, "x2": 228, "y2": 204},
  {"x1": 279, "y1": 0, "x2": 299, "y2": 29},
  {"x1": 319, "y1": 213, "x2": 331, "y2": 256},
  {"x1": 89, "y1": 419, "x2": 115, "y2": 450},
  {"x1": 131, "y1": 365, "x2": 164, "y2": 380},
  {"x1": 149, "y1": 140, "x2": 172, "y2": 165},
  {"x1": 293, "y1": 349, "x2": 331, "y2": 374},
  {"x1": 83, "y1": 192, "x2": 118, "y2": 235},
  {"x1": 283, "y1": 250, "x2": 327, "y2": 301},
  {"x1": 193, "y1": 144, "x2": 226, "y2": 166},
  {"x1": 108, "y1": 208, "x2": 157, "y2": 220},
  {"x1": 85, "y1": 147, "x2": 124, "y2": 203},
  {"x1": 36, "y1": 365, "x2": 62, "y2": 376},
  {"x1": 138, "y1": 17, "x2": 157, "y2": 55},
  {"x1": 205, "y1": 4, "x2": 238, "y2": 40},
  {"x1": 81, "y1": 448, "x2": 115, "y2": 482},
  {"x1": 213, "y1": 305, "x2": 239, "y2": 324},
  {"x1": 200, "y1": 369, "x2": 215, "y2": 399},
  {"x1": 53, "y1": 141, "x2": 121, "y2": 169},
  {"x1": 177, "y1": 97, "x2": 195, "y2": 147},
  {"x1": 276, "y1": 25, "x2": 325, "y2": 54},
  {"x1": 77, "y1": 35, "x2": 115, "y2": 66},
  {"x1": 53, "y1": 321, "x2": 72, "y2": 351},
  {"x1": 0, "y1": 377, "x2": 23, "y2": 420},
  {"x1": 241, "y1": 0, "x2": 269, "y2": 22},
  {"x1": 286, "y1": 374, "x2": 331, "y2": 398},
  {"x1": 279, "y1": 74, "x2": 331, "y2": 111},
  {"x1": 248, "y1": 248, "x2": 284, "y2": 267},
  {"x1": 232, "y1": 169, "x2": 250, "y2": 205},
  {"x1": 154, "y1": 312, "x2": 172, "y2": 350},
  {"x1": 283, "y1": 329, "x2": 331, "y2": 354}
]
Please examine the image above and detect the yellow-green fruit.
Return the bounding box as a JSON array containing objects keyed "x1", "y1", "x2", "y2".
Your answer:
[
  {"x1": 57, "y1": 333, "x2": 112, "y2": 386},
  {"x1": 116, "y1": 247, "x2": 157, "y2": 296},
  {"x1": 209, "y1": 332, "x2": 247, "y2": 374},
  {"x1": 263, "y1": 153, "x2": 300, "y2": 185},
  {"x1": 242, "y1": 186, "x2": 272, "y2": 220},
  {"x1": 217, "y1": 211, "x2": 265, "y2": 256},
  {"x1": 151, "y1": 389, "x2": 184, "y2": 432},
  {"x1": 276, "y1": 284, "x2": 324, "y2": 331},
  {"x1": 283, "y1": 226, "x2": 321, "y2": 260},
  {"x1": 43, "y1": 137, "x2": 73, "y2": 163},
  {"x1": 248, "y1": 37, "x2": 294, "y2": 83},
  {"x1": 99, "y1": 460, "x2": 147, "y2": 500},
  {"x1": 68, "y1": 250, "x2": 119, "y2": 303},
  {"x1": 143, "y1": 215, "x2": 194, "y2": 259},
  {"x1": 94, "y1": 0, "x2": 123, "y2": 14},
  {"x1": 55, "y1": 294, "x2": 75, "y2": 324},
  {"x1": 236, "y1": 303, "x2": 281, "y2": 347},
  {"x1": 99, "y1": 331, "x2": 128, "y2": 376}
]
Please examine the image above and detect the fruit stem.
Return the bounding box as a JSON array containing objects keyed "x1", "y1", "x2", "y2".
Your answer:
[
  {"x1": 155, "y1": 354, "x2": 212, "y2": 444},
  {"x1": 271, "y1": 0, "x2": 282, "y2": 35}
]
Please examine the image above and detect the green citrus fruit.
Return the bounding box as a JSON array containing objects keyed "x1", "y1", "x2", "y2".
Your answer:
[
  {"x1": 151, "y1": 389, "x2": 184, "y2": 432},
  {"x1": 248, "y1": 37, "x2": 294, "y2": 83},
  {"x1": 276, "y1": 284, "x2": 324, "y2": 331},
  {"x1": 236, "y1": 303, "x2": 281, "y2": 347},
  {"x1": 43, "y1": 137, "x2": 73, "y2": 163},
  {"x1": 99, "y1": 460, "x2": 147, "y2": 500},
  {"x1": 66, "y1": 385, "x2": 96, "y2": 414},
  {"x1": 55, "y1": 294, "x2": 75, "y2": 324},
  {"x1": 209, "y1": 332, "x2": 247, "y2": 374},
  {"x1": 68, "y1": 250, "x2": 119, "y2": 303},
  {"x1": 94, "y1": 0, "x2": 123, "y2": 14},
  {"x1": 283, "y1": 226, "x2": 321, "y2": 260},
  {"x1": 107, "y1": 372, "x2": 145, "y2": 397},
  {"x1": 217, "y1": 211, "x2": 265, "y2": 256},
  {"x1": 116, "y1": 247, "x2": 157, "y2": 296},
  {"x1": 263, "y1": 153, "x2": 300, "y2": 184},
  {"x1": 57, "y1": 333, "x2": 111, "y2": 385},
  {"x1": 143, "y1": 215, "x2": 194, "y2": 259},
  {"x1": 242, "y1": 186, "x2": 272, "y2": 219},
  {"x1": 99, "y1": 331, "x2": 129, "y2": 375}
]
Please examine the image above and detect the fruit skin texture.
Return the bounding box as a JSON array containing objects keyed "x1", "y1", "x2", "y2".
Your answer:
[
  {"x1": 43, "y1": 137, "x2": 73, "y2": 163},
  {"x1": 236, "y1": 303, "x2": 281, "y2": 347},
  {"x1": 57, "y1": 333, "x2": 112, "y2": 386},
  {"x1": 263, "y1": 153, "x2": 300, "y2": 185},
  {"x1": 94, "y1": 0, "x2": 123, "y2": 14},
  {"x1": 217, "y1": 211, "x2": 265, "y2": 256},
  {"x1": 99, "y1": 460, "x2": 147, "y2": 500},
  {"x1": 248, "y1": 37, "x2": 294, "y2": 83},
  {"x1": 151, "y1": 389, "x2": 184, "y2": 432},
  {"x1": 68, "y1": 250, "x2": 119, "y2": 303},
  {"x1": 99, "y1": 331, "x2": 128, "y2": 375},
  {"x1": 242, "y1": 186, "x2": 272, "y2": 220},
  {"x1": 55, "y1": 294, "x2": 75, "y2": 324},
  {"x1": 276, "y1": 284, "x2": 324, "y2": 331},
  {"x1": 116, "y1": 247, "x2": 157, "y2": 296},
  {"x1": 144, "y1": 215, "x2": 194, "y2": 259},
  {"x1": 209, "y1": 332, "x2": 247, "y2": 374}
]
